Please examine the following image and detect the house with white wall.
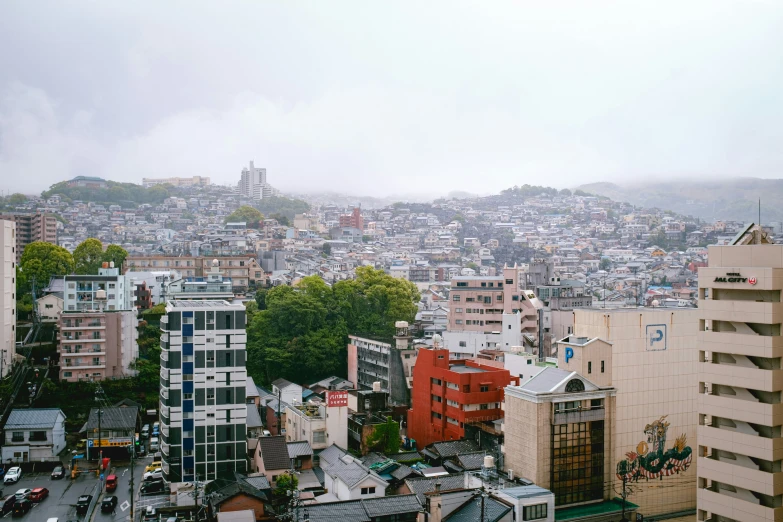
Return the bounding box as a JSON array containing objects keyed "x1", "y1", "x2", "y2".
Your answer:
[{"x1": 2, "y1": 409, "x2": 67, "y2": 462}]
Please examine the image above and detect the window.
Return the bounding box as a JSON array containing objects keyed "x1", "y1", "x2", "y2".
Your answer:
[
  {"x1": 601, "y1": 361, "x2": 605, "y2": 373},
  {"x1": 432, "y1": 395, "x2": 442, "y2": 403},
  {"x1": 63, "y1": 372, "x2": 72, "y2": 378},
  {"x1": 11, "y1": 432, "x2": 24, "y2": 442},
  {"x1": 432, "y1": 412, "x2": 442, "y2": 420},
  {"x1": 459, "y1": 341, "x2": 466, "y2": 347},
  {"x1": 527, "y1": 359, "x2": 532, "y2": 365},
  {"x1": 431, "y1": 378, "x2": 442, "y2": 386},
  {"x1": 313, "y1": 431, "x2": 326, "y2": 443},
  {"x1": 447, "y1": 399, "x2": 459, "y2": 408},
  {"x1": 480, "y1": 404, "x2": 489, "y2": 410},
  {"x1": 455, "y1": 308, "x2": 463, "y2": 313},
  {"x1": 523, "y1": 503, "x2": 547, "y2": 521},
  {"x1": 497, "y1": 294, "x2": 503, "y2": 301},
  {"x1": 361, "y1": 487, "x2": 376, "y2": 495},
  {"x1": 588, "y1": 361, "x2": 592, "y2": 374},
  {"x1": 455, "y1": 320, "x2": 463, "y2": 325},
  {"x1": 506, "y1": 279, "x2": 514, "y2": 285},
  {"x1": 452, "y1": 295, "x2": 461, "y2": 302},
  {"x1": 226, "y1": 410, "x2": 231, "y2": 422},
  {"x1": 92, "y1": 357, "x2": 100, "y2": 366},
  {"x1": 480, "y1": 385, "x2": 489, "y2": 392}
]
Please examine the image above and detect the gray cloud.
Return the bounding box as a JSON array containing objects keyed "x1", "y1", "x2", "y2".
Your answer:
[{"x1": 1, "y1": 1, "x2": 782, "y2": 197}]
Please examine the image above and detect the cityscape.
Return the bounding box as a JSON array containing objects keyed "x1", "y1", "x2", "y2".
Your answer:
[{"x1": 1, "y1": 2, "x2": 782, "y2": 522}]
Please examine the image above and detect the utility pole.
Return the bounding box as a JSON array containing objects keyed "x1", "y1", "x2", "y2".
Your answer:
[
  {"x1": 97, "y1": 407, "x2": 103, "y2": 465},
  {"x1": 128, "y1": 443, "x2": 135, "y2": 522}
]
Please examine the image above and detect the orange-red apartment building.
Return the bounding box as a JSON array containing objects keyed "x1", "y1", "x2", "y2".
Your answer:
[{"x1": 407, "y1": 346, "x2": 518, "y2": 448}]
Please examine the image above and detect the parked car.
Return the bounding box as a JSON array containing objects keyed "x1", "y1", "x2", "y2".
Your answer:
[
  {"x1": 51, "y1": 466, "x2": 65, "y2": 479},
  {"x1": 143, "y1": 469, "x2": 163, "y2": 481},
  {"x1": 29, "y1": 487, "x2": 49, "y2": 502},
  {"x1": 14, "y1": 489, "x2": 31, "y2": 502},
  {"x1": 3, "y1": 468, "x2": 21, "y2": 484},
  {"x1": 149, "y1": 437, "x2": 159, "y2": 451},
  {"x1": 11, "y1": 498, "x2": 31, "y2": 517},
  {"x1": 100, "y1": 496, "x2": 118, "y2": 513},
  {"x1": 145, "y1": 461, "x2": 162, "y2": 473},
  {"x1": 1, "y1": 495, "x2": 16, "y2": 516},
  {"x1": 76, "y1": 494, "x2": 92, "y2": 515},
  {"x1": 140, "y1": 479, "x2": 167, "y2": 496},
  {"x1": 143, "y1": 506, "x2": 158, "y2": 520},
  {"x1": 141, "y1": 424, "x2": 150, "y2": 438}
]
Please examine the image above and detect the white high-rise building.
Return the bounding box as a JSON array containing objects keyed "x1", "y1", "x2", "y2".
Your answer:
[
  {"x1": 0, "y1": 220, "x2": 16, "y2": 378},
  {"x1": 159, "y1": 300, "x2": 248, "y2": 483},
  {"x1": 238, "y1": 161, "x2": 278, "y2": 200}
]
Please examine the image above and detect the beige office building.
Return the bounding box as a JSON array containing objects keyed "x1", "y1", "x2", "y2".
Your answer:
[
  {"x1": 0, "y1": 220, "x2": 16, "y2": 378},
  {"x1": 697, "y1": 224, "x2": 783, "y2": 522},
  {"x1": 504, "y1": 307, "x2": 699, "y2": 519}
]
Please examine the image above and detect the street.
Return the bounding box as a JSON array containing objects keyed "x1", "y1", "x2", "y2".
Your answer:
[{"x1": 0, "y1": 456, "x2": 148, "y2": 522}]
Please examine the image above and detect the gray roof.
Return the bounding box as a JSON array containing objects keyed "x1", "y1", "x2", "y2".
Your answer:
[
  {"x1": 272, "y1": 378, "x2": 296, "y2": 389},
  {"x1": 81, "y1": 406, "x2": 138, "y2": 432},
  {"x1": 456, "y1": 452, "x2": 486, "y2": 471},
  {"x1": 243, "y1": 475, "x2": 271, "y2": 490},
  {"x1": 246, "y1": 376, "x2": 260, "y2": 398},
  {"x1": 390, "y1": 464, "x2": 417, "y2": 481},
  {"x1": 296, "y1": 495, "x2": 421, "y2": 522},
  {"x1": 5, "y1": 408, "x2": 65, "y2": 430},
  {"x1": 257, "y1": 436, "x2": 290, "y2": 470},
  {"x1": 317, "y1": 444, "x2": 347, "y2": 467},
  {"x1": 287, "y1": 441, "x2": 313, "y2": 459},
  {"x1": 389, "y1": 451, "x2": 422, "y2": 463},
  {"x1": 246, "y1": 404, "x2": 263, "y2": 429},
  {"x1": 444, "y1": 495, "x2": 511, "y2": 522},
  {"x1": 405, "y1": 474, "x2": 468, "y2": 502},
  {"x1": 520, "y1": 367, "x2": 574, "y2": 393},
  {"x1": 323, "y1": 455, "x2": 388, "y2": 489},
  {"x1": 500, "y1": 485, "x2": 552, "y2": 499},
  {"x1": 430, "y1": 440, "x2": 481, "y2": 458}
]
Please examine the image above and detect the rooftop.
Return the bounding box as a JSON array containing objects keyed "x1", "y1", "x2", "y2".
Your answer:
[
  {"x1": 5, "y1": 409, "x2": 65, "y2": 430},
  {"x1": 167, "y1": 300, "x2": 240, "y2": 308},
  {"x1": 448, "y1": 365, "x2": 487, "y2": 374}
]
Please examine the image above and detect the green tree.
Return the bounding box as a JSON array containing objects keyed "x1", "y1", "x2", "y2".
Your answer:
[
  {"x1": 225, "y1": 205, "x2": 264, "y2": 228},
  {"x1": 18, "y1": 241, "x2": 75, "y2": 292},
  {"x1": 599, "y1": 258, "x2": 612, "y2": 271},
  {"x1": 322, "y1": 242, "x2": 332, "y2": 256},
  {"x1": 274, "y1": 472, "x2": 299, "y2": 497},
  {"x1": 6, "y1": 193, "x2": 28, "y2": 205},
  {"x1": 365, "y1": 416, "x2": 401, "y2": 454},
  {"x1": 73, "y1": 238, "x2": 105, "y2": 274},
  {"x1": 270, "y1": 213, "x2": 290, "y2": 226},
  {"x1": 103, "y1": 244, "x2": 129, "y2": 270},
  {"x1": 254, "y1": 289, "x2": 268, "y2": 311}
]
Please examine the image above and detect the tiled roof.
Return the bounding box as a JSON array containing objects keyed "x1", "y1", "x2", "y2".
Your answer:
[
  {"x1": 81, "y1": 406, "x2": 138, "y2": 431},
  {"x1": 456, "y1": 452, "x2": 486, "y2": 471},
  {"x1": 258, "y1": 435, "x2": 290, "y2": 470},
  {"x1": 324, "y1": 455, "x2": 388, "y2": 489},
  {"x1": 287, "y1": 441, "x2": 313, "y2": 459},
  {"x1": 443, "y1": 495, "x2": 511, "y2": 522},
  {"x1": 5, "y1": 409, "x2": 64, "y2": 430},
  {"x1": 430, "y1": 440, "x2": 480, "y2": 458},
  {"x1": 390, "y1": 464, "x2": 417, "y2": 481},
  {"x1": 243, "y1": 475, "x2": 271, "y2": 490},
  {"x1": 246, "y1": 376, "x2": 260, "y2": 398},
  {"x1": 296, "y1": 495, "x2": 421, "y2": 522},
  {"x1": 404, "y1": 474, "x2": 467, "y2": 502},
  {"x1": 246, "y1": 404, "x2": 263, "y2": 428},
  {"x1": 317, "y1": 444, "x2": 347, "y2": 467},
  {"x1": 521, "y1": 367, "x2": 575, "y2": 393}
]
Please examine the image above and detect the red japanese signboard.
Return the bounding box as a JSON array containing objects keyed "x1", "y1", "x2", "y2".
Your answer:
[{"x1": 326, "y1": 390, "x2": 348, "y2": 407}]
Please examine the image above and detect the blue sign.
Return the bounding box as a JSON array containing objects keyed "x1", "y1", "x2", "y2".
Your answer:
[
  {"x1": 565, "y1": 347, "x2": 574, "y2": 363},
  {"x1": 87, "y1": 440, "x2": 94, "y2": 447},
  {"x1": 646, "y1": 324, "x2": 667, "y2": 351}
]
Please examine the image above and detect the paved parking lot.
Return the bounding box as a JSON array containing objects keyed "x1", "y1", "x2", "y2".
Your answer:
[{"x1": 0, "y1": 457, "x2": 148, "y2": 521}]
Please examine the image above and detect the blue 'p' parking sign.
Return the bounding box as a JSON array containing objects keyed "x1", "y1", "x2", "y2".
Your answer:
[{"x1": 646, "y1": 324, "x2": 667, "y2": 351}]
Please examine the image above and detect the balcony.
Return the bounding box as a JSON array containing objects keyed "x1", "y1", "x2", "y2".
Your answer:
[
  {"x1": 699, "y1": 424, "x2": 783, "y2": 462},
  {"x1": 699, "y1": 455, "x2": 783, "y2": 497},
  {"x1": 698, "y1": 486, "x2": 783, "y2": 522},
  {"x1": 700, "y1": 300, "x2": 783, "y2": 324},
  {"x1": 698, "y1": 331, "x2": 783, "y2": 358},
  {"x1": 700, "y1": 360, "x2": 783, "y2": 393},
  {"x1": 699, "y1": 392, "x2": 783, "y2": 426}
]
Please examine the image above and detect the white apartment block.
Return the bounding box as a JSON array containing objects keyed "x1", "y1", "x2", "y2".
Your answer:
[
  {"x1": 160, "y1": 300, "x2": 248, "y2": 484},
  {"x1": 238, "y1": 160, "x2": 277, "y2": 200},
  {"x1": 0, "y1": 220, "x2": 16, "y2": 378}
]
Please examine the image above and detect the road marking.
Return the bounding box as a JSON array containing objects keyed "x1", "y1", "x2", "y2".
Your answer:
[{"x1": 120, "y1": 500, "x2": 130, "y2": 511}]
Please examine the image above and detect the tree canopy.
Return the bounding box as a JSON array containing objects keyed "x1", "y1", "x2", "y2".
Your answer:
[
  {"x1": 18, "y1": 242, "x2": 75, "y2": 293},
  {"x1": 224, "y1": 206, "x2": 264, "y2": 228},
  {"x1": 73, "y1": 238, "x2": 105, "y2": 274},
  {"x1": 365, "y1": 416, "x2": 401, "y2": 454},
  {"x1": 73, "y1": 239, "x2": 129, "y2": 274},
  {"x1": 254, "y1": 196, "x2": 310, "y2": 221},
  {"x1": 247, "y1": 268, "x2": 419, "y2": 386},
  {"x1": 41, "y1": 180, "x2": 172, "y2": 206}
]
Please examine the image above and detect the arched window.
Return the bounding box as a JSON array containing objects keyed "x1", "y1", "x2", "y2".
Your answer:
[{"x1": 565, "y1": 379, "x2": 585, "y2": 393}]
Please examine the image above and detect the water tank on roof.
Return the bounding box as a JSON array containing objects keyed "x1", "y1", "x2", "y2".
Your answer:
[
  {"x1": 372, "y1": 381, "x2": 381, "y2": 392},
  {"x1": 484, "y1": 455, "x2": 495, "y2": 469},
  {"x1": 95, "y1": 289, "x2": 107, "y2": 300}
]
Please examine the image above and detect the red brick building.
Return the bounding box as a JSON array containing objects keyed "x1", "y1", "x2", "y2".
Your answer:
[{"x1": 407, "y1": 347, "x2": 518, "y2": 448}]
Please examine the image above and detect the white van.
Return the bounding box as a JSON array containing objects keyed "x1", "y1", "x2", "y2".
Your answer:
[
  {"x1": 141, "y1": 424, "x2": 150, "y2": 438},
  {"x1": 149, "y1": 437, "x2": 159, "y2": 451}
]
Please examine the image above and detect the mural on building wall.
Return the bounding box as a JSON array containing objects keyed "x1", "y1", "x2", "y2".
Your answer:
[{"x1": 616, "y1": 415, "x2": 692, "y2": 482}]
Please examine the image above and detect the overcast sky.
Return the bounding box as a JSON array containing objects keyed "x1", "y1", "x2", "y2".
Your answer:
[{"x1": 1, "y1": 1, "x2": 782, "y2": 197}]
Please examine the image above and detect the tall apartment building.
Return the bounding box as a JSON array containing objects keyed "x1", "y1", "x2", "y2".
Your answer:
[
  {"x1": 408, "y1": 343, "x2": 518, "y2": 448},
  {"x1": 339, "y1": 208, "x2": 364, "y2": 231},
  {"x1": 0, "y1": 212, "x2": 57, "y2": 263},
  {"x1": 59, "y1": 263, "x2": 137, "y2": 382},
  {"x1": 142, "y1": 176, "x2": 211, "y2": 188},
  {"x1": 0, "y1": 220, "x2": 16, "y2": 378},
  {"x1": 696, "y1": 224, "x2": 783, "y2": 522},
  {"x1": 160, "y1": 301, "x2": 248, "y2": 483},
  {"x1": 238, "y1": 161, "x2": 277, "y2": 200}
]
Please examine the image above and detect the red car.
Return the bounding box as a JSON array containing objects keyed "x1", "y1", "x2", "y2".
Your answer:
[{"x1": 28, "y1": 487, "x2": 48, "y2": 502}]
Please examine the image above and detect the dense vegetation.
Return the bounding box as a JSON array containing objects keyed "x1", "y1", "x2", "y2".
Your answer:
[
  {"x1": 224, "y1": 205, "x2": 264, "y2": 228},
  {"x1": 247, "y1": 267, "x2": 419, "y2": 386},
  {"x1": 253, "y1": 196, "x2": 310, "y2": 221},
  {"x1": 41, "y1": 180, "x2": 173, "y2": 206}
]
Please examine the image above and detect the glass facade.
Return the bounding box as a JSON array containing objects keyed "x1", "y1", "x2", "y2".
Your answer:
[{"x1": 551, "y1": 420, "x2": 604, "y2": 506}]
